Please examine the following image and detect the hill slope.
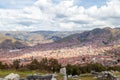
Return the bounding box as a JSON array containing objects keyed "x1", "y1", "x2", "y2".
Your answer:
[
  {"x1": 0, "y1": 31, "x2": 82, "y2": 46},
  {"x1": 57, "y1": 27, "x2": 120, "y2": 47}
]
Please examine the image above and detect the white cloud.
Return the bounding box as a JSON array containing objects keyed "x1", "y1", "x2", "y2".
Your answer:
[{"x1": 0, "y1": 0, "x2": 120, "y2": 31}]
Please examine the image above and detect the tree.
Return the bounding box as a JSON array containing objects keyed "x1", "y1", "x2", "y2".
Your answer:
[
  {"x1": 66, "y1": 64, "x2": 73, "y2": 75},
  {"x1": 27, "y1": 59, "x2": 39, "y2": 70},
  {"x1": 48, "y1": 58, "x2": 61, "y2": 72},
  {"x1": 12, "y1": 60, "x2": 20, "y2": 70},
  {"x1": 66, "y1": 64, "x2": 81, "y2": 75},
  {"x1": 0, "y1": 62, "x2": 6, "y2": 69}
]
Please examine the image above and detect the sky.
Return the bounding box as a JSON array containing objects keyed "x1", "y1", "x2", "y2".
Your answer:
[{"x1": 0, "y1": 0, "x2": 120, "y2": 31}]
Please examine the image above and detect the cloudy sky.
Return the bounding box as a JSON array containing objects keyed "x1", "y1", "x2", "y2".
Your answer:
[{"x1": 0, "y1": 0, "x2": 120, "y2": 31}]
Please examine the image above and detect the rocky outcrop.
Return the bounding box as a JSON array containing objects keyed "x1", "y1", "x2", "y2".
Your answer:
[
  {"x1": 4, "y1": 73, "x2": 20, "y2": 80},
  {"x1": 91, "y1": 71, "x2": 119, "y2": 80}
]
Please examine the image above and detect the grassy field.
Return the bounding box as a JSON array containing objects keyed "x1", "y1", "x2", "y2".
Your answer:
[
  {"x1": 67, "y1": 74, "x2": 97, "y2": 80},
  {"x1": 0, "y1": 70, "x2": 47, "y2": 78},
  {"x1": 0, "y1": 70, "x2": 120, "y2": 80}
]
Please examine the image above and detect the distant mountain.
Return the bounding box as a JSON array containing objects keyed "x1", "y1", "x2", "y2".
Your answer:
[
  {"x1": 0, "y1": 33, "x2": 27, "y2": 49},
  {"x1": 30, "y1": 31, "x2": 83, "y2": 41},
  {"x1": 0, "y1": 34, "x2": 16, "y2": 43},
  {"x1": 0, "y1": 27, "x2": 119, "y2": 50},
  {"x1": 0, "y1": 31, "x2": 83, "y2": 46},
  {"x1": 0, "y1": 39, "x2": 27, "y2": 49},
  {"x1": 57, "y1": 27, "x2": 120, "y2": 47}
]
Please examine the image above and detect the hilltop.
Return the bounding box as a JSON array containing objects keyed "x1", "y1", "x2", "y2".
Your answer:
[
  {"x1": 0, "y1": 31, "x2": 83, "y2": 46},
  {"x1": 57, "y1": 27, "x2": 120, "y2": 47}
]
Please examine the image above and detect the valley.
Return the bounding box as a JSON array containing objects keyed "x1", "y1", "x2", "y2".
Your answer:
[{"x1": 0, "y1": 27, "x2": 120, "y2": 66}]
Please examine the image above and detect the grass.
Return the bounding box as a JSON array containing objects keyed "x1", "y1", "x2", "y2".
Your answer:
[
  {"x1": 79, "y1": 74, "x2": 97, "y2": 80},
  {"x1": 0, "y1": 70, "x2": 120, "y2": 80},
  {"x1": 0, "y1": 70, "x2": 45, "y2": 78},
  {"x1": 67, "y1": 74, "x2": 97, "y2": 80}
]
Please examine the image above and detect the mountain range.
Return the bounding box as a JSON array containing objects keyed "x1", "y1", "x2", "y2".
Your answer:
[
  {"x1": 0, "y1": 27, "x2": 120, "y2": 50},
  {"x1": 0, "y1": 31, "x2": 82, "y2": 46},
  {"x1": 57, "y1": 27, "x2": 120, "y2": 47}
]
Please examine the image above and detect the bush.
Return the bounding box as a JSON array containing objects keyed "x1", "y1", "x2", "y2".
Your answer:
[
  {"x1": 0, "y1": 62, "x2": 9, "y2": 69},
  {"x1": 26, "y1": 58, "x2": 61, "y2": 72},
  {"x1": 66, "y1": 63, "x2": 107, "y2": 75}
]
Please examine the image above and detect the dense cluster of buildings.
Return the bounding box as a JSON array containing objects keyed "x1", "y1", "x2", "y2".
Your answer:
[{"x1": 0, "y1": 44, "x2": 120, "y2": 67}]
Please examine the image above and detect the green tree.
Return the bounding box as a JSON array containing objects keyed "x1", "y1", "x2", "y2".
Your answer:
[
  {"x1": 48, "y1": 58, "x2": 61, "y2": 72},
  {"x1": 27, "y1": 59, "x2": 39, "y2": 70},
  {"x1": 39, "y1": 58, "x2": 49, "y2": 70},
  {"x1": 0, "y1": 62, "x2": 6, "y2": 69},
  {"x1": 12, "y1": 60, "x2": 20, "y2": 70}
]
